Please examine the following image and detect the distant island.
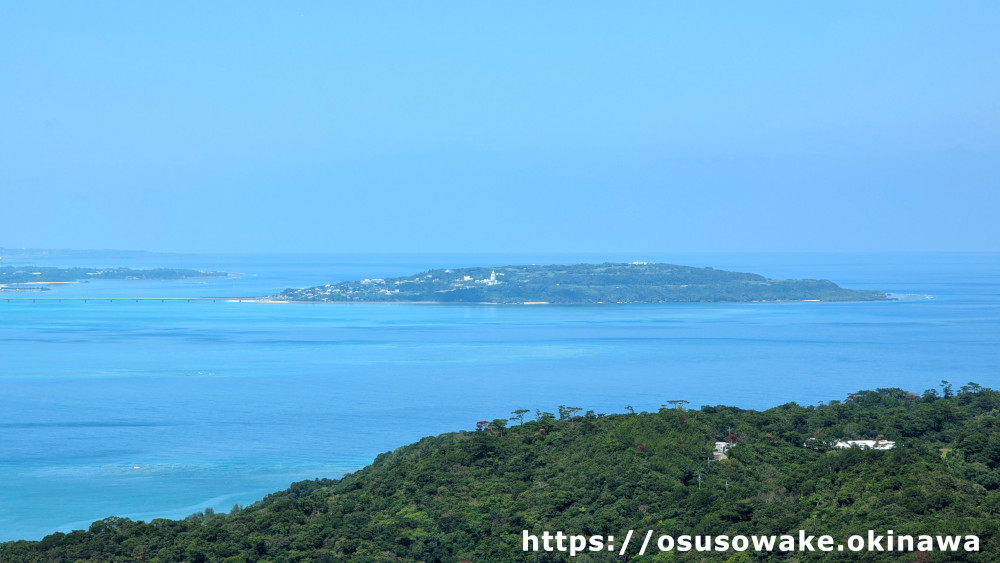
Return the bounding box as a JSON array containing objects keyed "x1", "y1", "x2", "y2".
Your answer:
[
  {"x1": 0, "y1": 266, "x2": 228, "y2": 292},
  {"x1": 275, "y1": 262, "x2": 889, "y2": 304}
]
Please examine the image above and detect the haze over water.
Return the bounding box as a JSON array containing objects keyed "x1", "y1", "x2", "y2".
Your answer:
[{"x1": 1, "y1": 252, "x2": 997, "y2": 541}]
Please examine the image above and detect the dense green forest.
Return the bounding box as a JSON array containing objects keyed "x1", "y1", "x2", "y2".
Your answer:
[
  {"x1": 276, "y1": 262, "x2": 888, "y2": 304},
  {"x1": 6, "y1": 382, "x2": 998, "y2": 561}
]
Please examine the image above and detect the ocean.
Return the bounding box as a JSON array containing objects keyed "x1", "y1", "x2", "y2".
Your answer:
[{"x1": 1, "y1": 252, "x2": 997, "y2": 541}]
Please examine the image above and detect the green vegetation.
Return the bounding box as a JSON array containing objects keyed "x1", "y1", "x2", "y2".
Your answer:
[
  {"x1": 0, "y1": 266, "x2": 227, "y2": 292},
  {"x1": 276, "y1": 262, "x2": 888, "y2": 304},
  {"x1": 6, "y1": 383, "x2": 999, "y2": 561}
]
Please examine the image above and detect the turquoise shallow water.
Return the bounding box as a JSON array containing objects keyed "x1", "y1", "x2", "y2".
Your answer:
[{"x1": 1, "y1": 252, "x2": 997, "y2": 541}]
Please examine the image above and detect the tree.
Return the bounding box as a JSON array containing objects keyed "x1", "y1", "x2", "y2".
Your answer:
[
  {"x1": 665, "y1": 399, "x2": 690, "y2": 411},
  {"x1": 489, "y1": 419, "x2": 508, "y2": 437},
  {"x1": 961, "y1": 382, "x2": 983, "y2": 395},
  {"x1": 557, "y1": 405, "x2": 582, "y2": 420},
  {"x1": 510, "y1": 409, "x2": 530, "y2": 426}
]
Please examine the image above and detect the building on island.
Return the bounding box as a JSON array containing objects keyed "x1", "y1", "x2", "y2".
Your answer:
[{"x1": 474, "y1": 270, "x2": 502, "y2": 286}]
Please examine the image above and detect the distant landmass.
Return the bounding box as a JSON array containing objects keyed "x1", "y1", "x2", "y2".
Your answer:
[
  {"x1": 0, "y1": 266, "x2": 227, "y2": 292},
  {"x1": 275, "y1": 262, "x2": 889, "y2": 304}
]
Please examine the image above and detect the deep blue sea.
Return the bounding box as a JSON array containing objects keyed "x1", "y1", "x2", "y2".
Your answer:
[{"x1": 1, "y1": 252, "x2": 997, "y2": 541}]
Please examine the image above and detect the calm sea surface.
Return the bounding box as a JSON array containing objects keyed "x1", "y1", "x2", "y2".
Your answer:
[{"x1": 1, "y1": 252, "x2": 997, "y2": 541}]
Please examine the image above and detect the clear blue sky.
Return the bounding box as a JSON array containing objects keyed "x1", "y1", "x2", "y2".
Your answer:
[{"x1": 2, "y1": 2, "x2": 998, "y2": 253}]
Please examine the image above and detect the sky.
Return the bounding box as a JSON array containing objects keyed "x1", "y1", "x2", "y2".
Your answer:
[{"x1": 2, "y1": 2, "x2": 998, "y2": 254}]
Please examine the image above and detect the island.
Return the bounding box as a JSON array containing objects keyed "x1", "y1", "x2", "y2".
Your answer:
[
  {"x1": 275, "y1": 262, "x2": 889, "y2": 304},
  {"x1": 0, "y1": 266, "x2": 228, "y2": 292}
]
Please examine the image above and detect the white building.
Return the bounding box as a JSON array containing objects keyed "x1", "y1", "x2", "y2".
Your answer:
[
  {"x1": 711, "y1": 441, "x2": 732, "y2": 461},
  {"x1": 833, "y1": 439, "x2": 895, "y2": 450},
  {"x1": 475, "y1": 270, "x2": 502, "y2": 286}
]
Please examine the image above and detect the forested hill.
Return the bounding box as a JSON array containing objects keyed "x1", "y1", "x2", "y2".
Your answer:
[
  {"x1": 7, "y1": 383, "x2": 999, "y2": 561},
  {"x1": 276, "y1": 262, "x2": 889, "y2": 303}
]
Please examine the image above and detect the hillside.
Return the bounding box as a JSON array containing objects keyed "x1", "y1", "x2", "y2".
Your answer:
[
  {"x1": 276, "y1": 262, "x2": 889, "y2": 304},
  {"x1": 5, "y1": 383, "x2": 998, "y2": 561}
]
